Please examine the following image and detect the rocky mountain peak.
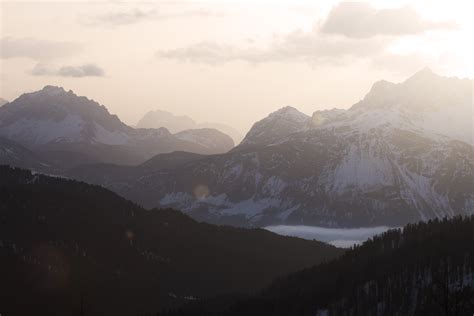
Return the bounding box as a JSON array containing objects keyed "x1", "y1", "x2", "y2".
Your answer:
[
  {"x1": 405, "y1": 67, "x2": 437, "y2": 82},
  {"x1": 0, "y1": 86, "x2": 129, "y2": 146},
  {"x1": 269, "y1": 106, "x2": 309, "y2": 120},
  {"x1": 239, "y1": 106, "x2": 311, "y2": 147},
  {"x1": 40, "y1": 85, "x2": 68, "y2": 96}
]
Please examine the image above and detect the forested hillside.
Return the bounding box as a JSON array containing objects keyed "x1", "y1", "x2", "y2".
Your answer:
[
  {"x1": 0, "y1": 166, "x2": 341, "y2": 316},
  {"x1": 164, "y1": 216, "x2": 474, "y2": 316}
]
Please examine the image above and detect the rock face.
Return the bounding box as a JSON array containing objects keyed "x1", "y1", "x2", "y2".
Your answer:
[
  {"x1": 239, "y1": 106, "x2": 312, "y2": 147},
  {"x1": 0, "y1": 86, "x2": 234, "y2": 166},
  {"x1": 137, "y1": 109, "x2": 244, "y2": 145},
  {"x1": 71, "y1": 70, "x2": 473, "y2": 228}
]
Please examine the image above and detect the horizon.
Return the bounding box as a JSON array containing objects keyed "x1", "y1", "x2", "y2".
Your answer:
[{"x1": 2, "y1": 67, "x2": 471, "y2": 136}]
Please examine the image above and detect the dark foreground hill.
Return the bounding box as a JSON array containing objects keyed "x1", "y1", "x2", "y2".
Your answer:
[
  {"x1": 164, "y1": 216, "x2": 474, "y2": 316},
  {"x1": 0, "y1": 166, "x2": 341, "y2": 316}
]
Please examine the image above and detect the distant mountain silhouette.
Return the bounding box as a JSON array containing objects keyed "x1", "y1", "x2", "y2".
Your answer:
[
  {"x1": 137, "y1": 109, "x2": 244, "y2": 144},
  {"x1": 137, "y1": 109, "x2": 196, "y2": 133}
]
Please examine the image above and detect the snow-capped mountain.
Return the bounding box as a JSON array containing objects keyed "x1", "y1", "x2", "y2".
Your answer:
[
  {"x1": 0, "y1": 86, "x2": 235, "y2": 166},
  {"x1": 239, "y1": 106, "x2": 312, "y2": 147},
  {"x1": 137, "y1": 109, "x2": 244, "y2": 144},
  {"x1": 329, "y1": 68, "x2": 473, "y2": 144},
  {"x1": 71, "y1": 70, "x2": 473, "y2": 228},
  {"x1": 0, "y1": 86, "x2": 131, "y2": 146}
]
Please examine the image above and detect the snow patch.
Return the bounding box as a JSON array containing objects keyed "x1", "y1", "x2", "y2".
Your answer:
[
  {"x1": 0, "y1": 115, "x2": 84, "y2": 145},
  {"x1": 93, "y1": 123, "x2": 130, "y2": 145}
]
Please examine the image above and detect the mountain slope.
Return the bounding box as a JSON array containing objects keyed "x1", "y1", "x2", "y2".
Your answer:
[
  {"x1": 164, "y1": 216, "x2": 474, "y2": 316},
  {"x1": 0, "y1": 137, "x2": 50, "y2": 171},
  {"x1": 0, "y1": 98, "x2": 8, "y2": 107},
  {"x1": 68, "y1": 151, "x2": 207, "y2": 187},
  {"x1": 347, "y1": 68, "x2": 473, "y2": 144},
  {"x1": 71, "y1": 70, "x2": 473, "y2": 228},
  {"x1": 198, "y1": 122, "x2": 243, "y2": 146},
  {"x1": 0, "y1": 166, "x2": 342, "y2": 316},
  {"x1": 0, "y1": 87, "x2": 234, "y2": 166},
  {"x1": 238, "y1": 106, "x2": 312, "y2": 148},
  {"x1": 175, "y1": 128, "x2": 234, "y2": 152}
]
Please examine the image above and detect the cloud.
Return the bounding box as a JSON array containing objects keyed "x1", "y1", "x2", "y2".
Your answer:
[
  {"x1": 320, "y1": 2, "x2": 456, "y2": 38},
  {"x1": 30, "y1": 64, "x2": 53, "y2": 76},
  {"x1": 0, "y1": 37, "x2": 82, "y2": 60},
  {"x1": 81, "y1": 8, "x2": 158, "y2": 26},
  {"x1": 58, "y1": 64, "x2": 105, "y2": 77},
  {"x1": 156, "y1": 3, "x2": 456, "y2": 68},
  {"x1": 31, "y1": 63, "x2": 105, "y2": 78},
  {"x1": 80, "y1": 8, "x2": 223, "y2": 26},
  {"x1": 157, "y1": 31, "x2": 389, "y2": 65}
]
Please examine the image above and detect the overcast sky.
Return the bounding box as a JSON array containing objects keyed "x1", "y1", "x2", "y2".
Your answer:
[{"x1": 1, "y1": 0, "x2": 473, "y2": 133}]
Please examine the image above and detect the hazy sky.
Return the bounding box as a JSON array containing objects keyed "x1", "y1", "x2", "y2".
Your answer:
[{"x1": 1, "y1": 0, "x2": 473, "y2": 133}]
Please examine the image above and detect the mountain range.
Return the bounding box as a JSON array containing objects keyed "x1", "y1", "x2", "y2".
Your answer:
[
  {"x1": 68, "y1": 69, "x2": 474, "y2": 228},
  {"x1": 137, "y1": 109, "x2": 244, "y2": 144},
  {"x1": 0, "y1": 69, "x2": 473, "y2": 315},
  {"x1": 0, "y1": 86, "x2": 234, "y2": 168}
]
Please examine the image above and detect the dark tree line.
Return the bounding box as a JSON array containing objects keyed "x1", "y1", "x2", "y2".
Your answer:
[
  {"x1": 0, "y1": 166, "x2": 341, "y2": 316},
  {"x1": 163, "y1": 216, "x2": 474, "y2": 316}
]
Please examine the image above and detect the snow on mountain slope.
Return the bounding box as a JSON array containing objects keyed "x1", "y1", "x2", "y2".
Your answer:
[
  {"x1": 0, "y1": 86, "x2": 131, "y2": 146},
  {"x1": 0, "y1": 86, "x2": 235, "y2": 165},
  {"x1": 239, "y1": 106, "x2": 312, "y2": 147},
  {"x1": 0, "y1": 137, "x2": 50, "y2": 170},
  {"x1": 330, "y1": 68, "x2": 474, "y2": 144},
  {"x1": 70, "y1": 70, "x2": 473, "y2": 228},
  {"x1": 0, "y1": 114, "x2": 85, "y2": 145}
]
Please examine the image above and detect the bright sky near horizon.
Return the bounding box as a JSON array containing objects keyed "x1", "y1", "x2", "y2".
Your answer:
[{"x1": 1, "y1": 0, "x2": 473, "y2": 133}]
